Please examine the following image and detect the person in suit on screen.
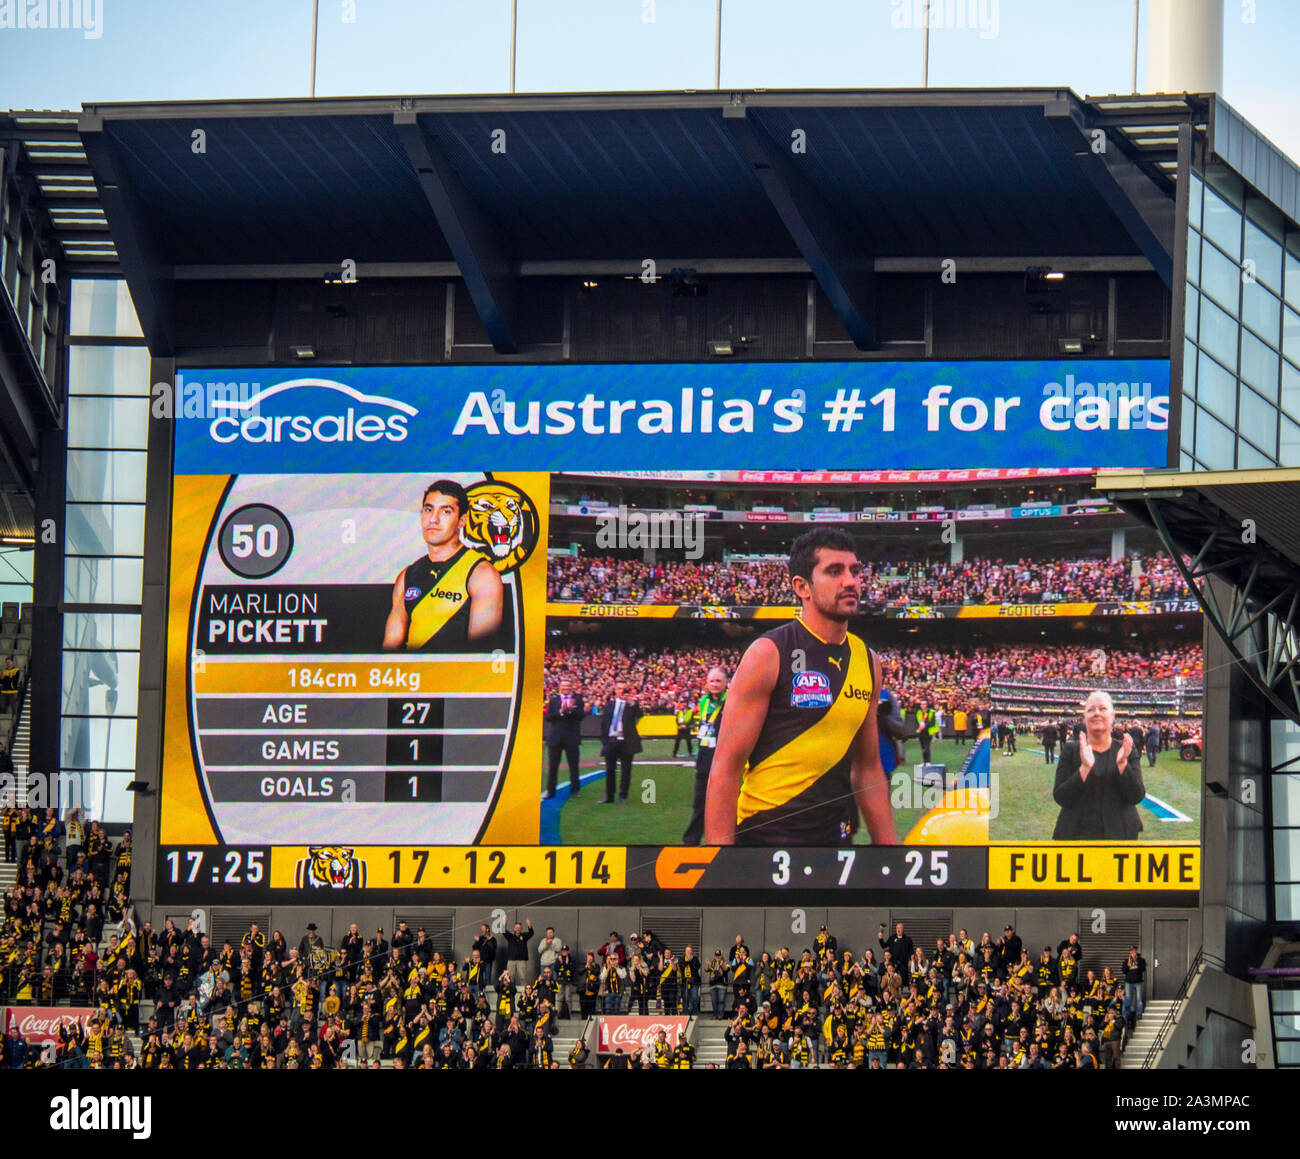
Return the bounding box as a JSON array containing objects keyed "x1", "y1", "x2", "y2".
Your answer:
[
  {"x1": 598, "y1": 681, "x2": 642, "y2": 804},
  {"x1": 544, "y1": 678, "x2": 586, "y2": 799}
]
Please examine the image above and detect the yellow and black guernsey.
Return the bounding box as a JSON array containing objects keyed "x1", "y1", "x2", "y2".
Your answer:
[
  {"x1": 735, "y1": 617, "x2": 874, "y2": 846},
  {"x1": 402, "y1": 547, "x2": 490, "y2": 649}
]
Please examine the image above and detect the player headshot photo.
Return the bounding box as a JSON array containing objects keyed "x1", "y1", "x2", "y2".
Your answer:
[
  {"x1": 704, "y1": 527, "x2": 898, "y2": 847},
  {"x1": 383, "y1": 479, "x2": 504, "y2": 651}
]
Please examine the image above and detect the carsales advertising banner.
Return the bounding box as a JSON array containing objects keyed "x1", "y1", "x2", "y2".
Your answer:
[{"x1": 171, "y1": 360, "x2": 1170, "y2": 473}]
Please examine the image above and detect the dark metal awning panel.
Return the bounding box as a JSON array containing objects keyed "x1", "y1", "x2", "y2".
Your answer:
[{"x1": 1101, "y1": 468, "x2": 1300, "y2": 725}]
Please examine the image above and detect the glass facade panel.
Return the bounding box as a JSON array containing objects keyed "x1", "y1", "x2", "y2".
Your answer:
[
  {"x1": 1276, "y1": 775, "x2": 1300, "y2": 827},
  {"x1": 1283, "y1": 359, "x2": 1300, "y2": 419},
  {"x1": 1193, "y1": 404, "x2": 1234, "y2": 468},
  {"x1": 1198, "y1": 297, "x2": 1239, "y2": 371},
  {"x1": 53, "y1": 770, "x2": 137, "y2": 825},
  {"x1": 1239, "y1": 330, "x2": 1279, "y2": 400},
  {"x1": 1273, "y1": 1014, "x2": 1300, "y2": 1039},
  {"x1": 1285, "y1": 238, "x2": 1300, "y2": 311},
  {"x1": 1184, "y1": 282, "x2": 1198, "y2": 342},
  {"x1": 1196, "y1": 353, "x2": 1236, "y2": 425},
  {"x1": 69, "y1": 279, "x2": 143, "y2": 338},
  {"x1": 63, "y1": 556, "x2": 144, "y2": 605},
  {"x1": 1199, "y1": 240, "x2": 1240, "y2": 312},
  {"x1": 1236, "y1": 438, "x2": 1273, "y2": 469},
  {"x1": 1275, "y1": 829, "x2": 1300, "y2": 882},
  {"x1": 62, "y1": 280, "x2": 150, "y2": 826},
  {"x1": 1238, "y1": 387, "x2": 1278, "y2": 454},
  {"x1": 1182, "y1": 340, "x2": 1197, "y2": 399},
  {"x1": 1202, "y1": 186, "x2": 1241, "y2": 259},
  {"x1": 65, "y1": 503, "x2": 146, "y2": 558},
  {"x1": 63, "y1": 612, "x2": 142, "y2": 651},
  {"x1": 61, "y1": 650, "x2": 140, "y2": 716},
  {"x1": 1241, "y1": 282, "x2": 1282, "y2": 344},
  {"x1": 67, "y1": 396, "x2": 148, "y2": 450},
  {"x1": 1273, "y1": 719, "x2": 1300, "y2": 765},
  {"x1": 60, "y1": 717, "x2": 138, "y2": 771},
  {"x1": 66, "y1": 450, "x2": 147, "y2": 503},
  {"x1": 67, "y1": 345, "x2": 150, "y2": 396},
  {"x1": 1186, "y1": 227, "x2": 1201, "y2": 285},
  {"x1": 1283, "y1": 307, "x2": 1300, "y2": 367},
  {"x1": 1244, "y1": 218, "x2": 1283, "y2": 293},
  {"x1": 1283, "y1": 415, "x2": 1300, "y2": 466}
]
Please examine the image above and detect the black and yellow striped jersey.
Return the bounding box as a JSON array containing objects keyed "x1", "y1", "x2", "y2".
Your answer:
[
  {"x1": 735, "y1": 618, "x2": 874, "y2": 846},
  {"x1": 402, "y1": 548, "x2": 489, "y2": 650}
]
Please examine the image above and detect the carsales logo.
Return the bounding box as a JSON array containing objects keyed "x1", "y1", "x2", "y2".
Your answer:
[{"x1": 208, "y1": 378, "x2": 416, "y2": 445}]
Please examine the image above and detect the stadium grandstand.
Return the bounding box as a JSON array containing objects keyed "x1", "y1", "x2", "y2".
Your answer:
[
  {"x1": 3, "y1": 0, "x2": 1299, "y2": 1094},
  {"x1": 547, "y1": 553, "x2": 1192, "y2": 607}
]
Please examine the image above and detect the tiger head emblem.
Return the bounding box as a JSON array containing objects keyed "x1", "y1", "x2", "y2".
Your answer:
[
  {"x1": 295, "y1": 846, "x2": 367, "y2": 889},
  {"x1": 461, "y1": 481, "x2": 538, "y2": 574}
]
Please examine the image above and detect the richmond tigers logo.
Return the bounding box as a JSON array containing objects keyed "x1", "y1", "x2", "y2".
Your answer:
[
  {"x1": 294, "y1": 846, "x2": 368, "y2": 889},
  {"x1": 460, "y1": 481, "x2": 538, "y2": 574}
]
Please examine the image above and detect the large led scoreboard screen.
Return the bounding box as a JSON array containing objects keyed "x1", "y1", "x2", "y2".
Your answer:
[{"x1": 158, "y1": 361, "x2": 1201, "y2": 904}]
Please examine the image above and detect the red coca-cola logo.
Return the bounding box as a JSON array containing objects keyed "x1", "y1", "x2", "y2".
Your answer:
[
  {"x1": 7, "y1": 1006, "x2": 97, "y2": 1044},
  {"x1": 596, "y1": 1017, "x2": 686, "y2": 1052}
]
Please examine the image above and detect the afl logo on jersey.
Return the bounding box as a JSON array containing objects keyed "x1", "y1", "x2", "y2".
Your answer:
[
  {"x1": 791, "y1": 670, "x2": 833, "y2": 709},
  {"x1": 404, "y1": 586, "x2": 422, "y2": 601}
]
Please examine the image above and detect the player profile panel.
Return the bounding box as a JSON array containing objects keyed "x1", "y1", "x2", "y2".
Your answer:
[{"x1": 184, "y1": 473, "x2": 520, "y2": 846}]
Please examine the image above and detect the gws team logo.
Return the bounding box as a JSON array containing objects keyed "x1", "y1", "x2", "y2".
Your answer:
[
  {"x1": 207, "y1": 378, "x2": 417, "y2": 445},
  {"x1": 294, "y1": 846, "x2": 368, "y2": 889},
  {"x1": 460, "y1": 480, "x2": 539, "y2": 574},
  {"x1": 791, "y1": 670, "x2": 834, "y2": 709}
]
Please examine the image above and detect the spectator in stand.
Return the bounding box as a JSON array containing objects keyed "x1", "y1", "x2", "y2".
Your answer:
[
  {"x1": 503, "y1": 918, "x2": 534, "y2": 986},
  {"x1": 1122, "y1": 946, "x2": 1147, "y2": 1028}
]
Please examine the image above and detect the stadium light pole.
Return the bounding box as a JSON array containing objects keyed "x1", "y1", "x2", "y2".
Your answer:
[
  {"x1": 921, "y1": 0, "x2": 930, "y2": 87},
  {"x1": 714, "y1": 0, "x2": 722, "y2": 90},
  {"x1": 1132, "y1": 0, "x2": 1140, "y2": 92},
  {"x1": 309, "y1": 0, "x2": 319, "y2": 98},
  {"x1": 510, "y1": 0, "x2": 518, "y2": 93}
]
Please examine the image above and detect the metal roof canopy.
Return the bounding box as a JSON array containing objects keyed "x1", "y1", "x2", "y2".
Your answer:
[
  {"x1": 76, "y1": 88, "x2": 1205, "y2": 356},
  {"x1": 1101, "y1": 467, "x2": 1300, "y2": 726},
  {"x1": 1, "y1": 111, "x2": 118, "y2": 276}
]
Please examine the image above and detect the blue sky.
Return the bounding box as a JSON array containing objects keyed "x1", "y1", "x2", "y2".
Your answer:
[{"x1": 0, "y1": 0, "x2": 1297, "y2": 162}]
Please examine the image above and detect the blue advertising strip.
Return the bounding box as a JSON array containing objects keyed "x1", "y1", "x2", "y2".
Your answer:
[{"x1": 173, "y1": 360, "x2": 1171, "y2": 474}]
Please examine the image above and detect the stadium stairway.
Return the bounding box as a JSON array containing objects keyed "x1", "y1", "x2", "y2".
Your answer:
[
  {"x1": 1119, "y1": 1001, "x2": 1176, "y2": 1068},
  {"x1": 553, "y1": 1019, "x2": 582, "y2": 1068},
  {"x1": 0, "y1": 702, "x2": 30, "y2": 892},
  {"x1": 694, "y1": 1019, "x2": 730, "y2": 1067}
]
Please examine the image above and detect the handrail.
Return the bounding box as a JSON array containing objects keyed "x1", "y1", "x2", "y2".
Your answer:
[{"x1": 1140, "y1": 945, "x2": 1223, "y2": 1069}]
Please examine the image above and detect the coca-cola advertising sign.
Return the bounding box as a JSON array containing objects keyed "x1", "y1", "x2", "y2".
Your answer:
[
  {"x1": 5, "y1": 1006, "x2": 97, "y2": 1044},
  {"x1": 596, "y1": 1016, "x2": 687, "y2": 1055}
]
